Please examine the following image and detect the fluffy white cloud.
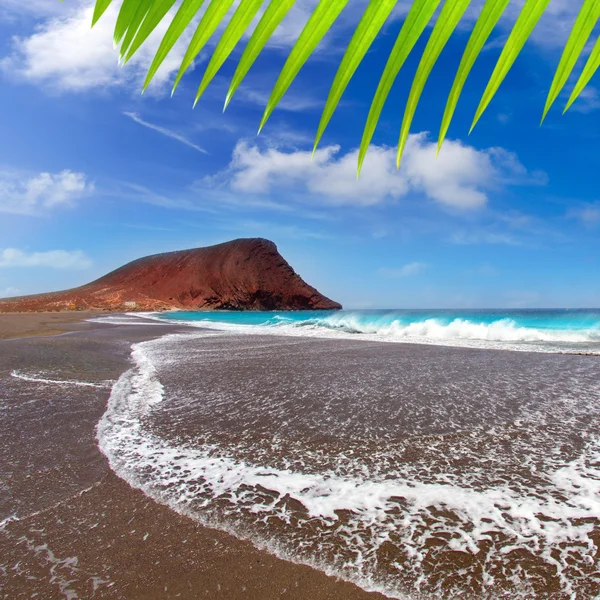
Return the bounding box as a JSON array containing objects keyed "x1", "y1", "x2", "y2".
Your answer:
[
  {"x1": 0, "y1": 169, "x2": 92, "y2": 215},
  {"x1": 224, "y1": 142, "x2": 405, "y2": 207},
  {"x1": 378, "y1": 262, "x2": 429, "y2": 278},
  {"x1": 211, "y1": 133, "x2": 543, "y2": 209},
  {"x1": 0, "y1": 0, "x2": 324, "y2": 94},
  {"x1": 0, "y1": 249, "x2": 92, "y2": 270},
  {"x1": 1, "y1": 4, "x2": 192, "y2": 93}
]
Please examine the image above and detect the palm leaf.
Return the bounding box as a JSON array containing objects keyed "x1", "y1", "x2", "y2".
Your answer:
[
  {"x1": 172, "y1": 0, "x2": 236, "y2": 95},
  {"x1": 471, "y1": 0, "x2": 551, "y2": 133},
  {"x1": 119, "y1": 0, "x2": 155, "y2": 59},
  {"x1": 542, "y1": 0, "x2": 600, "y2": 122},
  {"x1": 91, "y1": 0, "x2": 600, "y2": 176},
  {"x1": 142, "y1": 0, "x2": 206, "y2": 93},
  {"x1": 358, "y1": 0, "x2": 442, "y2": 175},
  {"x1": 397, "y1": 0, "x2": 471, "y2": 168},
  {"x1": 438, "y1": 0, "x2": 510, "y2": 154},
  {"x1": 258, "y1": 0, "x2": 350, "y2": 134},
  {"x1": 224, "y1": 0, "x2": 297, "y2": 111},
  {"x1": 114, "y1": 0, "x2": 146, "y2": 46},
  {"x1": 313, "y1": 0, "x2": 398, "y2": 156},
  {"x1": 92, "y1": 0, "x2": 114, "y2": 26},
  {"x1": 122, "y1": 0, "x2": 178, "y2": 63},
  {"x1": 194, "y1": 0, "x2": 266, "y2": 107},
  {"x1": 565, "y1": 33, "x2": 600, "y2": 112}
]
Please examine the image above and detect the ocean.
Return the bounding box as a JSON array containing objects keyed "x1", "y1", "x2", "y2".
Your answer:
[
  {"x1": 158, "y1": 308, "x2": 600, "y2": 354},
  {"x1": 91, "y1": 309, "x2": 600, "y2": 598}
]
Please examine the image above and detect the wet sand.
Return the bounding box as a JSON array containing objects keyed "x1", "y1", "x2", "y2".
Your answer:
[
  {"x1": 0, "y1": 310, "x2": 109, "y2": 341},
  {"x1": 0, "y1": 316, "x2": 385, "y2": 599}
]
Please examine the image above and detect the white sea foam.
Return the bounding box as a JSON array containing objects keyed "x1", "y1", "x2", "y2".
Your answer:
[
  {"x1": 89, "y1": 311, "x2": 600, "y2": 354},
  {"x1": 10, "y1": 370, "x2": 113, "y2": 389},
  {"x1": 0, "y1": 515, "x2": 19, "y2": 529},
  {"x1": 97, "y1": 335, "x2": 600, "y2": 598},
  {"x1": 156, "y1": 315, "x2": 600, "y2": 354},
  {"x1": 307, "y1": 314, "x2": 596, "y2": 343},
  {"x1": 87, "y1": 314, "x2": 170, "y2": 326}
]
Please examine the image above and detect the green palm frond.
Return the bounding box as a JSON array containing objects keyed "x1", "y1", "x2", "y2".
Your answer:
[{"x1": 92, "y1": 0, "x2": 600, "y2": 174}]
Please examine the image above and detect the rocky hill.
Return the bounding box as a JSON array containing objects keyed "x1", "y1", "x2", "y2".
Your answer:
[{"x1": 0, "y1": 239, "x2": 342, "y2": 312}]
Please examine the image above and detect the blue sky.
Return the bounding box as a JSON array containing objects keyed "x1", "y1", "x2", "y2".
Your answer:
[{"x1": 0, "y1": 0, "x2": 599, "y2": 309}]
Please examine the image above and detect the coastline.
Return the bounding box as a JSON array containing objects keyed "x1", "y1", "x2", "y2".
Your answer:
[
  {"x1": 3, "y1": 312, "x2": 600, "y2": 597},
  {"x1": 0, "y1": 310, "x2": 110, "y2": 341},
  {"x1": 0, "y1": 314, "x2": 385, "y2": 600}
]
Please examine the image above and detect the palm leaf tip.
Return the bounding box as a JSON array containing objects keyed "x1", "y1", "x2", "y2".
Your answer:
[
  {"x1": 471, "y1": 0, "x2": 552, "y2": 133},
  {"x1": 396, "y1": 0, "x2": 473, "y2": 170},
  {"x1": 171, "y1": 0, "x2": 237, "y2": 96},
  {"x1": 141, "y1": 0, "x2": 208, "y2": 94},
  {"x1": 194, "y1": 0, "x2": 266, "y2": 108},
  {"x1": 357, "y1": 0, "x2": 443, "y2": 177},
  {"x1": 313, "y1": 0, "x2": 399, "y2": 156},
  {"x1": 437, "y1": 0, "x2": 511, "y2": 154},
  {"x1": 541, "y1": 0, "x2": 600, "y2": 124},
  {"x1": 259, "y1": 0, "x2": 350, "y2": 134},
  {"x1": 564, "y1": 34, "x2": 600, "y2": 114},
  {"x1": 92, "y1": 0, "x2": 113, "y2": 26},
  {"x1": 224, "y1": 0, "x2": 297, "y2": 112}
]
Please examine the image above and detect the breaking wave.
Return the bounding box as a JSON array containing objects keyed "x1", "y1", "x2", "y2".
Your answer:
[{"x1": 156, "y1": 309, "x2": 600, "y2": 353}]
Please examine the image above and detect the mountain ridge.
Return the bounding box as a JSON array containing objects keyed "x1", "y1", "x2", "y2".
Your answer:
[{"x1": 0, "y1": 238, "x2": 342, "y2": 313}]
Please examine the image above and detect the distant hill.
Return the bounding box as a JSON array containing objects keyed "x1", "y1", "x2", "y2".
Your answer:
[{"x1": 0, "y1": 238, "x2": 342, "y2": 313}]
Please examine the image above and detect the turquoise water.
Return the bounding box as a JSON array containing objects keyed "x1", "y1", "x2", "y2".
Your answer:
[{"x1": 157, "y1": 308, "x2": 600, "y2": 353}]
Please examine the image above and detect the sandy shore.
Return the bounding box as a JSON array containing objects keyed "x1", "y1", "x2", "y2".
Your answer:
[
  {"x1": 0, "y1": 315, "x2": 385, "y2": 600},
  {"x1": 0, "y1": 310, "x2": 109, "y2": 341}
]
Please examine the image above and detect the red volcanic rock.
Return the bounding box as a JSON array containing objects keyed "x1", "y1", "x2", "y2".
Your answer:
[{"x1": 0, "y1": 239, "x2": 342, "y2": 313}]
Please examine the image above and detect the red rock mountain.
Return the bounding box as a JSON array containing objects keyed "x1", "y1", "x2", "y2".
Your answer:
[{"x1": 0, "y1": 239, "x2": 342, "y2": 313}]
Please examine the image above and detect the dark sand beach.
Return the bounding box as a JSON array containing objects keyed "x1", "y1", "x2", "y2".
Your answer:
[
  {"x1": 0, "y1": 314, "x2": 384, "y2": 599},
  {"x1": 0, "y1": 311, "x2": 109, "y2": 341},
  {"x1": 2, "y1": 312, "x2": 600, "y2": 599}
]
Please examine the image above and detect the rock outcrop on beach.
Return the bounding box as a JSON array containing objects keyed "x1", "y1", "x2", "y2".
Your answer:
[{"x1": 0, "y1": 238, "x2": 342, "y2": 312}]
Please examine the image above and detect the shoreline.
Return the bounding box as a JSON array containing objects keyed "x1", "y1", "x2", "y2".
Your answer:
[
  {"x1": 3, "y1": 312, "x2": 600, "y2": 597},
  {"x1": 0, "y1": 310, "x2": 110, "y2": 341},
  {"x1": 0, "y1": 314, "x2": 386, "y2": 600}
]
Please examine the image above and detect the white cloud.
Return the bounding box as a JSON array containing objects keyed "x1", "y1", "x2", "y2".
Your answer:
[
  {"x1": 124, "y1": 112, "x2": 208, "y2": 154},
  {"x1": 450, "y1": 230, "x2": 522, "y2": 246},
  {"x1": 515, "y1": 0, "x2": 586, "y2": 50},
  {"x1": 0, "y1": 249, "x2": 92, "y2": 270},
  {"x1": 567, "y1": 87, "x2": 600, "y2": 114},
  {"x1": 225, "y1": 142, "x2": 408, "y2": 206},
  {"x1": 569, "y1": 202, "x2": 600, "y2": 227},
  {"x1": 0, "y1": 0, "x2": 324, "y2": 95},
  {"x1": 0, "y1": 0, "x2": 84, "y2": 20},
  {"x1": 2, "y1": 0, "x2": 582, "y2": 97},
  {"x1": 378, "y1": 262, "x2": 429, "y2": 278},
  {"x1": 207, "y1": 133, "x2": 542, "y2": 210},
  {"x1": 237, "y1": 87, "x2": 323, "y2": 112},
  {"x1": 1, "y1": 4, "x2": 192, "y2": 93},
  {"x1": 461, "y1": 0, "x2": 582, "y2": 50},
  {"x1": 0, "y1": 286, "x2": 20, "y2": 298},
  {"x1": 0, "y1": 169, "x2": 92, "y2": 215}
]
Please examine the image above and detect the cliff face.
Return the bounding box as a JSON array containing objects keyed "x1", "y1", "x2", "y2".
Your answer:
[{"x1": 0, "y1": 239, "x2": 342, "y2": 313}]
